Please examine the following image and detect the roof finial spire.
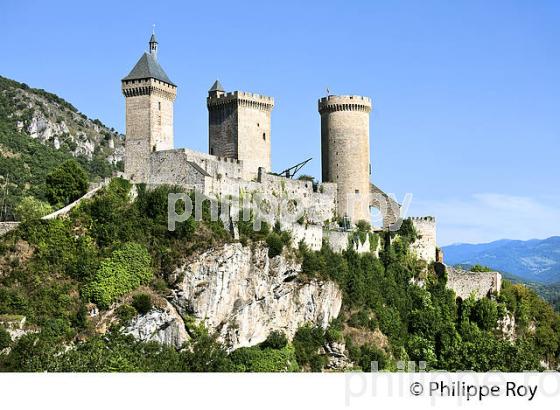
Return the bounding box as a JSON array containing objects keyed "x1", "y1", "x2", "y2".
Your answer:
[
  {"x1": 149, "y1": 26, "x2": 158, "y2": 60},
  {"x1": 209, "y1": 79, "x2": 225, "y2": 94}
]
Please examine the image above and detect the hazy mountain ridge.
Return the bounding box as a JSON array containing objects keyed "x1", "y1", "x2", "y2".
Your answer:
[{"x1": 443, "y1": 236, "x2": 560, "y2": 284}]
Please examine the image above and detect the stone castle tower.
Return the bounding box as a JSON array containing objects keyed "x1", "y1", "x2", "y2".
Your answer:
[
  {"x1": 122, "y1": 33, "x2": 177, "y2": 182},
  {"x1": 207, "y1": 82, "x2": 274, "y2": 178},
  {"x1": 319, "y1": 95, "x2": 372, "y2": 223}
]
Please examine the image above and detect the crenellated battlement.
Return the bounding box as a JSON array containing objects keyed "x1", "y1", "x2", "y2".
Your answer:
[
  {"x1": 318, "y1": 95, "x2": 372, "y2": 114},
  {"x1": 122, "y1": 78, "x2": 177, "y2": 101},
  {"x1": 410, "y1": 216, "x2": 436, "y2": 222},
  {"x1": 207, "y1": 90, "x2": 274, "y2": 111}
]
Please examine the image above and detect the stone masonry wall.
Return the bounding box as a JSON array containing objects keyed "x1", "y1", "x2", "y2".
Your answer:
[
  {"x1": 208, "y1": 98, "x2": 238, "y2": 159},
  {"x1": 319, "y1": 95, "x2": 372, "y2": 223},
  {"x1": 410, "y1": 216, "x2": 437, "y2": 263},
  {"x1": 208, "y1": 91, "x2": 274, "y2": 179},
  {"x1": 148, "y1": 150, "x2": 210, "y2": 194},
  {"x1": 446, "y1": 266, "x2": 502, "y2": 299},
  {"x1": 0, "y1": 222, "x2": 20, "y2": 236},
  {"x1": 122, "y1": 78, "x2": 177, "y2": 182}
]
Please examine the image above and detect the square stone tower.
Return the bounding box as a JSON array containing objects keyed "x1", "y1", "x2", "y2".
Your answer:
[
  {"x1": 122, "y1": 33, "x2": 177, "y2": 182},
  {"x1": 207, "y1": 81, "x2": 274, "y2": 179}
]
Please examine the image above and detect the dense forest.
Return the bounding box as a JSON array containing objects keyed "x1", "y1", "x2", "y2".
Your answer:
[{"x1": 0, "y1": 178, "x2": 558, "y2": 371}]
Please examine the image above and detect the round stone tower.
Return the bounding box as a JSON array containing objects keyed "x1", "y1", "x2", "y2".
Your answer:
[{"x1": 319, "y1": 95, "x2": 372, "y2": 223}]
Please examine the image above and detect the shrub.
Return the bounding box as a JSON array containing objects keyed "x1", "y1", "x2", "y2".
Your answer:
[
  {"x1": 116, "y1": 304, "x2": 137, "y2": 324},
  {"x1": 236, "y1": 208, "x2": 270, "y2": 242},
  {"x1": 132, "y1": 294, "x2": 152, "y2": 315},
  {"x1": 353, "y1": 344, "x2": 388, "y2": 371},
  {"x1": 230, "y1": 345, "x2": 299, "y2": 372},
  {"x1": 45, "y1": 159, "x2": 89, "y2": 206},
  {"x1": 293, "y1": 325, "x2": 326, "y2": 371},
  {"x1": 260, "y1": 331, "x2": 288, "y2": 350},
  {"x1": 471, "y1": 298, "x2": 498, "y2": 331},
  {"x1": 470, "y1": 264, "x2": 493, "y2": 272},
  {"x1": 407, "y1": 335, "x2": 437, "y2": 367},
  {"x1": 83, "y1": 243, "x2": 153, "y2": 309},
  {"x1": 73, "y1": 304, "x2": 89, "y2": 330},
  {"x1": 266, "y1": 232, "x2": 284, "y2": 258},
  {"x1": 0, "y1": 327, "x2": 12, "y2": 350},
  {"x1": 14, "y1": 196, "x2": 53, "y2": 222},
  {"x1": 348, "y1": 310, "x2": 378, "y2": 330}
]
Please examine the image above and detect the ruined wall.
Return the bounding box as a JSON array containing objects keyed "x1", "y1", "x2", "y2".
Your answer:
[
  {"x1": 0, "y1": 222, "x2": 20, "y2": 236},
  {"x1": 283, "y1": 223, "x2": 323, "y2": 251},
  {"x1": 410, "y1": 216, "x2": 437, "y2": 263},
  {"x1": 370, "y1": 183, "x2": 401, "y2": 229},
  {"x1": 255, "y1": 172, "x2": 337, "y2": 225},
  {"x1": 446, "y1": 266, "x2": 502, "y2": 299},
  {"x1": 324, "y1": 229, "x2": 379, "y2": 255}
]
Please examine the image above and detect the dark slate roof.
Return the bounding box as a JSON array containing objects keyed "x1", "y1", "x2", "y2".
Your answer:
[
  {"x1": 122, "y1": 52, "x2": 175, "y2": 86},
  {"x1": 149, "y1": 33, "x2": 157, "y2": 43},
  {"x1": 209, "y1": 79, "x2": 224, "y2": 92}
]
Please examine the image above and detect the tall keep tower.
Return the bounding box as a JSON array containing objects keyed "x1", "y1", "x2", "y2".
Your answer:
[
  {"x1": 122, "y1": 33, "x2": 177, "y2": 182},
  {"x1": 207, "y1": 81, "x2": 274, "y2": 179},
  {"x1": 319, "y1": 95, "x2": 372, "y2": 223}
]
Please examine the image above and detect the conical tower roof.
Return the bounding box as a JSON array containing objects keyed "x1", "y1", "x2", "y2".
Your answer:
[{"x1": 209, "y1": 79, "x2": 224, "y2": 92}]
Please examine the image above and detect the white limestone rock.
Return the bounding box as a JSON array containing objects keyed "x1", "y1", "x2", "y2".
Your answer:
[
  {"x1": 171, "y1": 242, "x2": 342, "y2": 350},
  {"x1": 123, "y1": 300, "x2": 189, "y2": 349},
  {"x1": 497, "y1": 312, "x2": 516, "y2": 341},
  {"x1": 324, "y1": 340, "x2": 353, "y2": 370}
]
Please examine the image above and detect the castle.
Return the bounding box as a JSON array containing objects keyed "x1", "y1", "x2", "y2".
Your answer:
[
  {"x1": 0, "y1": 33, "x2": 503, "y2": 301},
  {"x1": 121, "y1": 33, "x2": 437, "y2": 260}
]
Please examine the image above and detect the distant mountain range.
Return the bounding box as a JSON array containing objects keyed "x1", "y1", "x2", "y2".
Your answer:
[{"x1": 443, "y1": 236, "x2": 560, "y2": 284}]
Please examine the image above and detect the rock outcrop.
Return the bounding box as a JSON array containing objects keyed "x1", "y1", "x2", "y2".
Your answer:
[
  {"x1": 497, "y1": 312, "x2": 516, "y2": 341},
  {"x1": 2, "y1": 77, "x2": 124, "y2": 164},
  {"x1": 123, "y1": 300, "x2": 189, "y2": 349},
  {"x1": 323, "y1": 340, "x2": 353, "y2": 370},
  {"x1": 171, "y1": 242, "x2": 342, "y2": 350}
]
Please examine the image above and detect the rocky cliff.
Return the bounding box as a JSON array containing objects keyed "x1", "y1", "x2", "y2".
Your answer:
[
  {"x1": 163, "y1": 242, "x2": 342, "y2": 350},
  {"x1": 0, "y1": 76, "x2": 124, "y2": 164},
  {"x1": 0, "y1": 76, "x2": 125, "y2": 219}
]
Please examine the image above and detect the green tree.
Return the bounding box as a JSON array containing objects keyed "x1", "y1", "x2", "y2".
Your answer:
[
  {"x1": 45, "y1": 159, "x2": 88, "y2": 206},
  {"x1": 14, "y1": 196, "x2": 53, "y2": 222},
  {"x1": 83, "y1": 243, "x2": 153, "y2": 309},
  {"x1": 293, "y1": 325, "x2": 326, "y2": 371},
  {"x1": 0, "y1": 327, "x2": 11, "y2": 350},
  {"x1": 472, "y1": 298, "x2": 499, "y2": 331}
]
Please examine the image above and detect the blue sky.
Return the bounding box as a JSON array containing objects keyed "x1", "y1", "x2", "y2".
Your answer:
[{"x1": 2, "y1": 0, "x2": 559, "y2": 245}]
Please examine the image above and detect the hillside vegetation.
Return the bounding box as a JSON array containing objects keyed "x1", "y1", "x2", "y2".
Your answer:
[
  {"x1": 0, "y1": 179, "x2": 558, "y2": 371},
  {"x1": 0, "y1": 76, "x2": 123, "y2": 220}
]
